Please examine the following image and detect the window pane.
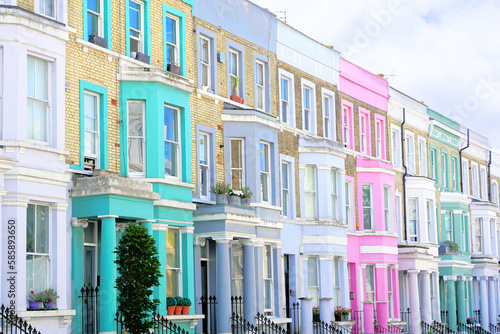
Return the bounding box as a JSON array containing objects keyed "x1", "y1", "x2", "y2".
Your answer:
[
  {"x1": 166, "y1": 229, "x2": 179, "y2": 268},
  {"x1": 128, "y1": 138, "x2": 144, "y2": 172},
  {"x1": 307, "y1": 257, "x2": 317, "y2": 286},
  {"x1": 260, "y1": 143, "x2": 269, "y2": 172},
  {"x1": 229, "y1": 51, "x2": 238, "y2": 76},
  {"x1": 164, "y1": 107, "x2": 178, "y2": 142},
  {"x1": 129, "y1": 2, "x2": 140, "y2": 30},
  {"x1": 27, "y1": 204, "x2": 36, "y2": 253},
  {"x1": 27, "y1": 56, "x2": 35, "y2": 97},
  {"x1": 128, "y1": 102, "x2": 144, "y2": 137},
  {"x1": 35, "y1": 57, "x2": 48, "y2": 100},
  {"x1": 282, "y1": 163, "x2": 288, "y2": 188},
  {"x1": 264, "y1": 280, "x2": 272, "y2": 309},
  {"x1": 87, "y1": 0, "x2": 99, "y2": 13},
  {"x1": 165, "y1": 16, "x2": 176, "y2": 45},
  {"x1": 232, "y1": 244, "x2": 243, "y2": 278},
  {"x1": 231, "y1": 140, "x2": 242, "y2": 169},
  {"x1": 166, "y1": 269, "x2": 179, "y2": 297}
]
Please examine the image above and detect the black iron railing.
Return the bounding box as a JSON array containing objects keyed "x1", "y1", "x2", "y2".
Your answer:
[
  {"x1": 288, "y1": 302, "x2": 300, "y2": 334},
  {"x1": 375, "y1": 324, "x2": 400, "y2": 333},
  {"x1": 256, "y1": 312, "x2": 289, "y2": 334},
  {"x1": 313, "y1": 320, "x2": 347, "y2": 334},
  {"x1": 0, "y1": 305, "x2": 41, "y2": 334},
  {"x1": 332, "y1": 321, "x2": 354, "y2": 334},
  {"x1": 80, "y1": 286, "x2": 99, "y2": 334},
  {"x1": 231, "y1": 296, "x2": 243, "y2": 316},
  {"x1": 352, "y1": 310, "x2": 364, "y2": 334},
  {"x1": 200, "y1": 295, "x2": 217, "y2": 334},
  {"x1": 421, "y1": 320, "x2": 457, "y2": 334},
  {"x1": 231, "y1": 313, "x2": 258, "y2": 334},
  {"x1": 458, "y1": 322, "x2": 490, "y2": 334},
  {"x1": 400, "y1": 308, "x2": 411, "y2": 333},
  {"x1": 152, "y1": 312, "x2": 189, "y2": 334},
  {"x1": 474, "y1": 310, "x2": 481, "y2": 322},
  {"x1": 441, "y1": 310, "x2": 449, "y2": 325},
  {"x1": 490, "y1": 323, "x2": 500, "y2": 333}
]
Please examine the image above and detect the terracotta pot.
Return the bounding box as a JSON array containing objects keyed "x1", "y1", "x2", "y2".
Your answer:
[
  {"x1": 230, "y1": 95, "x2": 244, "y2": 104},
  {"x1": 182, "y1": 306, "x2": 190, "y2": 315},
  {"x1": 167, "y1": 306, "x2": 176, "y2": 315},
  {"x1": 174, "y1": 306, "x2": 182, "y2": 315}
]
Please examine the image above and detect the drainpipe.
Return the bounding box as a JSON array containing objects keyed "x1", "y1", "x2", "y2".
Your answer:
[
  {"x1": 401, "y1": 108, "x2": 407, "y2": 242},
  {"x1": 459, "y1": 129, "x2": 470, "y2": 193},
  {"x1": 488, "y1": 150, "x2": 492, "y2": 202}
]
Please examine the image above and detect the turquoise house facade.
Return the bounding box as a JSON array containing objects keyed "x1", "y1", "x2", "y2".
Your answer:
[{"x1": 70, "y1": 53, "x2": 198, "y2": 334}]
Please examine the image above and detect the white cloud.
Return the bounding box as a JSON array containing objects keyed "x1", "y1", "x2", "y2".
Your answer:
[{"x1": 251, "y1": 0, "x2": 500, "y2": 147}]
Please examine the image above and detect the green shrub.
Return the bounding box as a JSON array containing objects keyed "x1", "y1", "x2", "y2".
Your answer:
[
  {"x1": 175, "y1": 296, "x2": 184, "y2": 306},
  {"x1": 167, "y1": 297, "x2": 176, "y2": 307},
  {"x1": 210, "y1": 181, "x2": 230, "y2": 195},
  {"x1": 240, "y1": 186, "x2": 253, "y2": 199},
  {"x1": 183, "y1": 298, "x2": 192, "y2": 307}
]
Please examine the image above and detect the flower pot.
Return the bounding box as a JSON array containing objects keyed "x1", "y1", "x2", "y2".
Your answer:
[
  {"x1": 241, "y1": 197, "x2": 251, "y2": 207},
  {"x1": 174, "y1": 306, "x2": 182, "y2": 315},
  {"x1": 341, "y1": 314, "x2": 349, "y2": 321},
  {"x1": 46, "y1": 301, "x2": 55, "y2": 309},
  {"x1": 216, "y1": 194, "x2": 228, "y2": 205},
  {"x1": 230, "y1": 95, "x2": 244, "y2": 104},
  {"x1": 167, "y1": 64, "x2": 182, "y2": 75},
  {"x1": 28, "y1": 301, "x2": 39, "y2": 309},
  {"x1": 182, "y1": 306, "x2": 190, "y2": 315},
  {"x1": 335, "y1": 314, "x2": 341, "y2": 322},
  {"x1": 229, "y1": 195, "x2": 241, "y2": 206},
  {"x1": 167, "y1": 306, "x2": 176, "y2": 315},
  {"x1": 313, "y1": 314, "x2": 320, "y2": 322}
]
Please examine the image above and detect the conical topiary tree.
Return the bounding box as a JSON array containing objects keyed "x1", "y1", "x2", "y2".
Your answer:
[{"x1": 114, "y1": 223, "x2": 162, "y2": 333}]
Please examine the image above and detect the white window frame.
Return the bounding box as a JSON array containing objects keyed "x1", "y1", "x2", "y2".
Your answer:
[
  {"x1": 230, "y1": 138, "x2": 245, "y2": 190},
  {"x1": 165, "y1": 13, "x2": 180, "y2": 66},
  {"x1": 490, "y1": 219, "x2": 495, "y2": 255},
  {"x1": 407, "y1": 198, "x2": 418, "y2": 242},
  {"x1": 164, "y1": 105, "x2": 181, "y2": 179},
  {"x1": 362, "y1": 184, "x2": 374, "y2": 231},
  {"x1": 263, "y1": 244, "x2": 273, "y2": 313},
  {"x1": 395, "y1": 192, "x2": 402, "y2": 242},
  {"x1": 38, "y1": 0, "x2": 57, "y2": 19},
  {"x1": 87, "y1": 0, "x2": 103, "y2": 37},
  {"x1": 331, "y1": 169, "x2": 338, "y2": 220},
  {"x1": 166, "y1": 227, "x2": 182, "y2": 297},
  {"x1": 228, "y1": 48, "x2": 240, "y2": 96},
  {"x1": 426, "y1": 200, "x2": 435, "y2": 243},
  {"x1": 255, "y1": 59, "x2": 266, "y2": 111},
  {"x1": 129, "y1": 0, "x2": 144, "y2": 54},
  {"x1": 278, "y1": 69, "x2": 295, "y2": 126},
  {"x1": 281, "y1": 161, "x2": 290, "y2": 218},
  {"x1": 342, "y1": 104, "x2": 353, "y2": 149},
  {"x1": 307, "y1": 256, "x2": 319, "y2": 307},
  {"x1": 322, "y1": 88, "x2": 335, "y2": 140},
  {"x1": 418, "y1": 137, "x2": 427, "y2": 177},
  {"x1": 260, "y1": 141, "x2": 271, "y2": 204},
  {"x1": 471, "y1": 163, "x2": 479, "y2": 197},
  {"x1": 198, "y1": 131, "x2": 211, "y2": 200},
  {"x1": 462, "y1": 159, "x2": 469, "y2": 194},
  {"x1": 391, "y1": 125, "x2": 402, "y2": 169},
  {"x1": 492, "y1": 180, "x2": 499, "y2": 205},
  {"x1": 26, "y1": 203, "x2": 50, "y2": 293},
  {"x1": 27, "y1": 55, "x2": 50, "y2": 143},
  {"x1": 345, "y1": 181, "x2": 353, "y2": 231},
  {"x1": 301, "y1": 79, "x2": 316, "y2": 134},
  {"x1": 405, "y1": 132, "x2": 415, "y2": 174},
  {"x1": 365, "y1": 265, "x2": 375, "y2": 302},
  {"x1": 360, "y1": 113, "x2": 367, "y2": 154},
  {"x1": 127, "y1": 100, "x2": 145, "y2": 176},
  {"x1": 383, "y1": 186, "x2": 392, "y2": 232},
  {"x1": 84, "y1": 91, "x2": 100, "y2": 162},
  {"x1": 475, "y1": 218, "x2": 482, "y2": 253},
  {"x1": 375, "y1": 119, "x2": 382, "y2": 159},
  {"x1": 304, "y1": 166, "x2": 317, "y2": 219},
  {"x1": 200, "y1": 35, "x2": 212, "y2": 89},
  {"x1": 480, "y1": 166, "x2": 487, "y2": 200}
]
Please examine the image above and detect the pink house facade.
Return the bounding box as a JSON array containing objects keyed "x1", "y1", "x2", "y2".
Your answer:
[{"x1": 340, "y1": 59, "x2": 401, "y2": 332}]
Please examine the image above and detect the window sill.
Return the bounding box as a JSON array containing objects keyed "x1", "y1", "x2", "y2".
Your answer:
[
  {"x1": 163, "y1": 314, "x2": 204, "y2": 328},
  {"x1": 196, "y1": 88, "x2": 252, "y2": 109},
  {"x1": 17, "y1": 309, "x2": 75, "y2": 328},
  {"x1": 193, "y1": 197, "x2": 216, "y2": 205}
]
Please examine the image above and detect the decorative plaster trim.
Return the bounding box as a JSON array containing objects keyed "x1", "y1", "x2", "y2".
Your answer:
[
  {"x1": 181, "y1": 226, "x2": 194, "y2": 234},
  {"x1": 98, "y1": 215, "x2": 119, "y2": 219},
  {"x1": 442, "y1": 275, "x2": 457, "y2": 281},
  {"x1": 154, "y1": 198, "x2": 197, "y2": 211},
  {"x1": 146, "y1": 178, "x2": 195, "y2": 189},
  {"x1": 152, "y1": 223, "x2": 168, "y2": 232}
]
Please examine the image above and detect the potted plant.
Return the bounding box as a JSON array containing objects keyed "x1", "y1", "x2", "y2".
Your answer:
[
  {"x1": 174, "y1": 296, "x2": 183, "y2": 315},
  {"x1": 230, "y1": 75, "x2": 244, "y2": 104},
  {"x1": 43, "y1": 288, "x2": 59, "y2": 309},
  {"x1": 228, "y1": 189, "x2": 241, "y2": 206},
  {"x1": 240, "y1": 186, "x2": 253, "y2": 207},
  {"x1": 210, "y1": 181, "x2": 230, "y2": 204},
  {"x1": 334, "y1": 306, "x2": 351, "y2": 321},
  {"x1": 312, "y1": 306, "x2": 320, "y2": 322},
  {"x1": 28, "y1": 290, "x2": 43, "y2": 309},
  {"x1": 440, "y1": 240, "x2": 459, "y2": 254},
  {"x1": 167, "y1": 59, "x2": 182, "y2": 75},
  {"x1": 167, "y1": 297, "x2": 176, "y2": 315},
  {"x1": 182, "y1": 297, "x2": 191, "y2": 315}
]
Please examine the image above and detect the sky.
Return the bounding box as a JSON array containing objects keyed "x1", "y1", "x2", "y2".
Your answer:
[{"x1": 250, "y1": 0, "x2": 500, "y2": 148}]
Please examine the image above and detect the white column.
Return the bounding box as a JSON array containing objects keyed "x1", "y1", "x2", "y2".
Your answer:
[
  {"x1": 480, "y1": 276, "x2": 490, "y2": 330},
  {"x1": 489, "y1": 277, "x2": 497, "y2": 326},
  {"x1": 409, "y1": 270, "x2": 422, "y2": 334},
  {"x1": 431, "y1": 272, "x2": 441, "y2": 322},
  {"x1": 421, "y1": 271, "x2": 432, "y2": 324}
]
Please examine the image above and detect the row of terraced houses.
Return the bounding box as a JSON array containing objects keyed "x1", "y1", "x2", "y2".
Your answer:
[{"x1": 1, "y1": 0, "x2": 500, "y2": 333}]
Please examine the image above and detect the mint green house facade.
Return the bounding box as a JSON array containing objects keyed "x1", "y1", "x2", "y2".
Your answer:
[{"x1": 428, "y1": 109, "x2": 473, "y2": 331}]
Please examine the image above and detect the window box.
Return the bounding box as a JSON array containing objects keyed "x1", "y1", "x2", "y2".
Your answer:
[
  {"x1": 167, "y1": 64, "x2": 182, "y2": 75},
  {"x1": 131, "y1": 51, "x2": 150, "y2": 64},
  {"x1": 230, "y1": 95, "x2": 244, "y2": 104},
  {"x1": 88, "y1": 35, "x2": 108, "y2": 49}
]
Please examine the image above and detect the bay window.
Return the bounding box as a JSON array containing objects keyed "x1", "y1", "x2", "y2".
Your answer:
[
  {"x1": 164, "y1": 106, "x2": 180, "y2": 178},
  {"x1": 26, "y1": 204, "x2": 50, "y2": 293},
  {"x1": 475, "y1": 218, "x2": 482, "y2": 253},
  {"x1": 127, "y1": 101, "x2": 145, "y2": 176},
  {"x1": 444, "y1": 212, "x2": 453, "y2": 241},
  {"x1": 407, "y1": 198, "x2": 418, "y2": 242},
  {"x1": 166, "y1": 228, "x2": 181, "y2": 297},
  {"x1": 331, "y1": 169, "x2": 338, "y2": 220},
  {"x1": 304, "y1": 166, "x2": 316, "y2": 219},
  {"x1": 27, "y1": 56, "x2": 49, "y2": 143},
  {"x1": 384, "y1": 186, "x2": 391, "y2": 232}
]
